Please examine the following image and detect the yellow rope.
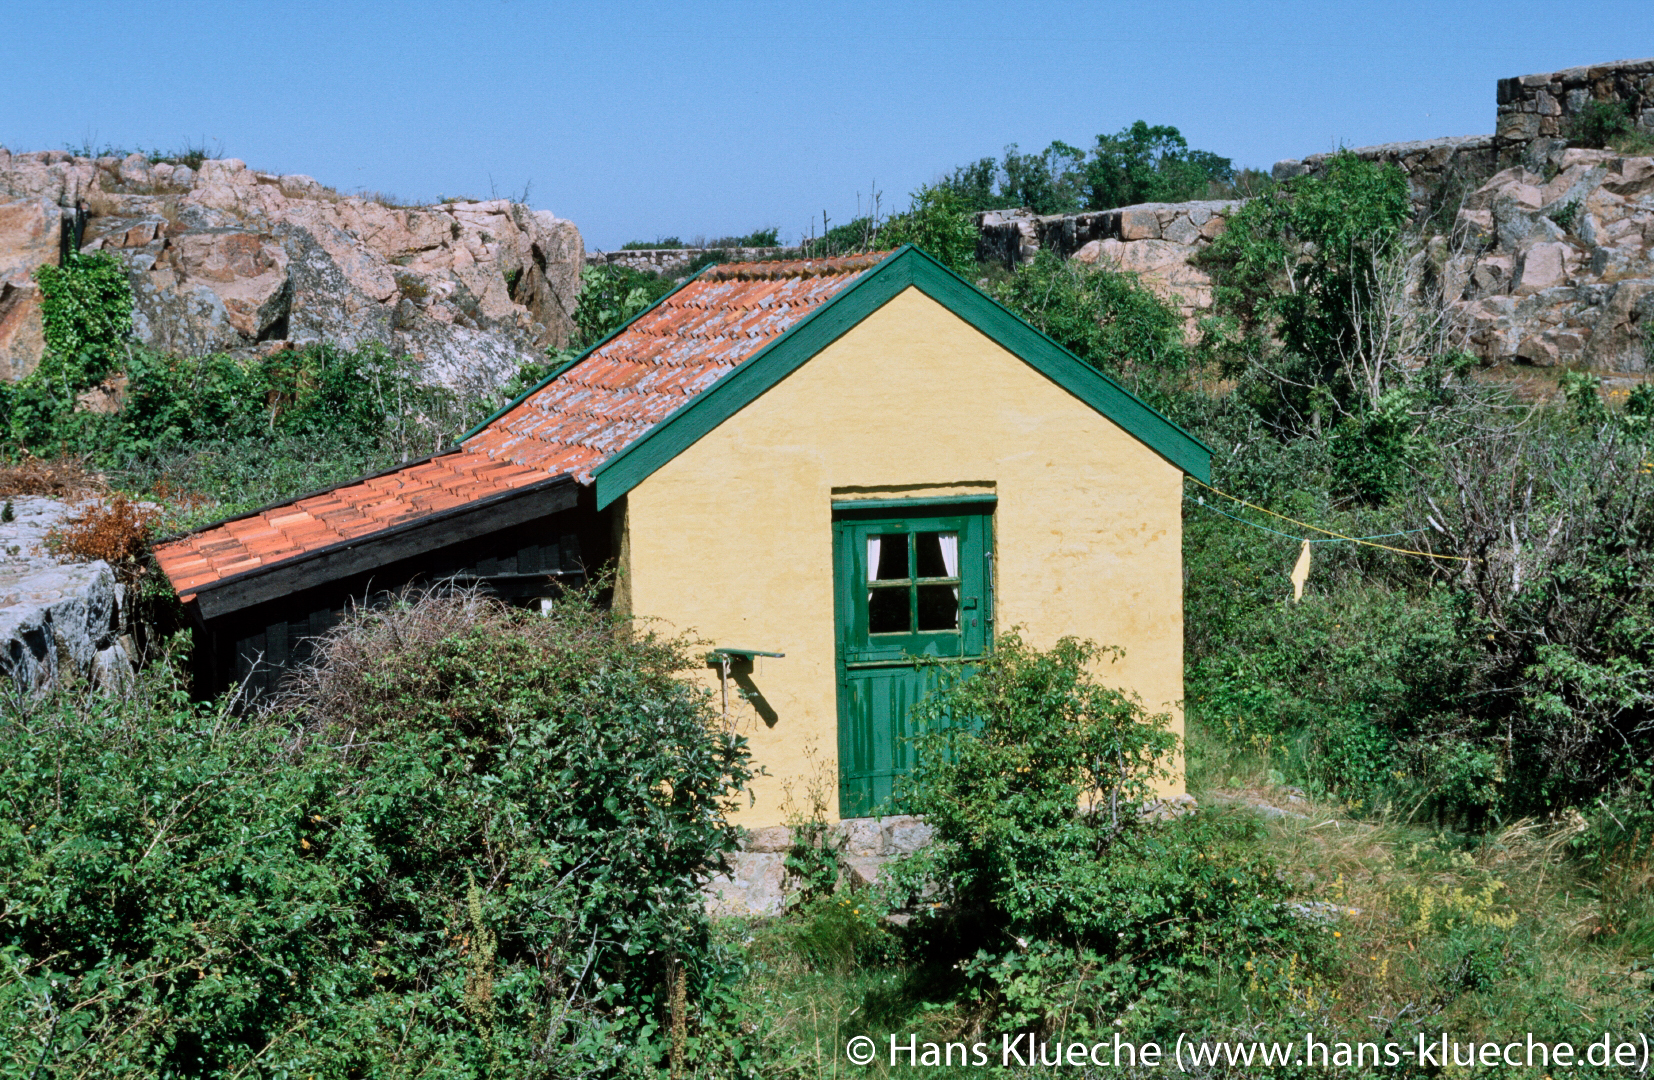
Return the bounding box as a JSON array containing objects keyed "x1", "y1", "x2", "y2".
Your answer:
[{"x1": 1188, "y1": 478, "x2": 1476, "y2": 563}]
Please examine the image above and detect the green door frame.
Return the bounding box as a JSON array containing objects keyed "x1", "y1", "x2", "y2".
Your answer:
[{"x1": 832, "y1": 500, "x2": 994, "y2": 818}]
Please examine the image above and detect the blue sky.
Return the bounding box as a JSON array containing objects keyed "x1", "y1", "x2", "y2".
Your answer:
[{"x1": 2, "y1": 1, "x2": 1649, "y2": 250}]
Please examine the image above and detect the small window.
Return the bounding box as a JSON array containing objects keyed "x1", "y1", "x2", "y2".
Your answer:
[
  {"x1": 864, "y1": 530, "x2": 964, "y2": 635},
  {"x1": 868, "y1": 586, "x2": 909, "y2": 633}
]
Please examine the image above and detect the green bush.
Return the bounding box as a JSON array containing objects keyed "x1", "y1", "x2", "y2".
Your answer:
[
  {"x1": 798, "y1": 215, "x2": 879, "y2": 259},
  {"x1": 785, "y1": 895, "x2": 894, "y2": 973},
  {"x1": 947, "y1": 812, "x2": 1321, "y2": 1033},
  {"x1": 3, "y1": 344, "x2": 477, "y2": 497},
  {"x1": 571, "y1": 264, "x2": 675, "y2": 348},
  {"x1": 880, "y1": 636, "x2": 1319, "y2": 1029},
  {"x1": 733, "y1": 227, "x2": 780, "y2": 248},
  {"x1": 901, "y1": 636, "x2": 1177, "y2": 893},
  {"x1": 33, "y1": 251, "x2": 133, "y2": 381},
  {"x1": 620, "y1": 236, "x2": 685, "y2": 250},
  {"x1": 0, "y1": 592, "x2": 762, "y2": 1077},
  {"x1": 10, "y1": 252, "x2": 137, "y2": 446},
  {"x1": 990, "y1": 251, "x2": 1188, "y2": 385},
  {"x1": 4, "y1": 246, "x2": 497, "y2": 483},
  {"x1": 1325, "y1": 387, "x2": 1429, "y2": 504},
  {"x1": 1568, "y1": 100, "x2": 1634, "y2": 149}
]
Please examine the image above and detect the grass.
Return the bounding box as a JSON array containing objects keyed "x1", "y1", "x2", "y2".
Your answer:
[
  {"x1": 726, "y1": 916, "x2": 987, "y2": 1079},
  {"x1": 727, "y1": 719, "x2": 1651, "y2": 1078},
  {"x1": 55, "y1": 138, "x2": 222, "y2": 169},
  {"x1": 1610, "y1": 129, "x2": 1654, "y2": 156},
  {"x1": 354, "y1": 189, "x2": 422, "y2": 208}
]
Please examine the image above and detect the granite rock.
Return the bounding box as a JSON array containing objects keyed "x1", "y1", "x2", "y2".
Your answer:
[
  {"x1": 0, "y1": 149, "x2": 585, "y2": 391},
  {"x1": 0, "y1": 497, "x2": 132, "y2": 693},
  {"x1": 1446, "y1": 148, "x2": 1654, "y2": 370},
  {"x1": 0, "y1": 198, "x2": 59, "y2": 380}
]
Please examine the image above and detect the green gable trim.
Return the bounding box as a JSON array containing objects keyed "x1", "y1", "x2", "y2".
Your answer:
[
  {"x1": 591, "y1": 246, "x2": 1211, "y2": 509},
  {"x1": 458, "y1": 263, "x2": 717, "y2": 444}
]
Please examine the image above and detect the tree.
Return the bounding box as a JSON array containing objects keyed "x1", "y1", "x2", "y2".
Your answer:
[
  {"x1": 1000, "y1": 140, "x2": 1086, "y2": 215},
  {"x1": 1084, "y1": 121, "x2": 1235, "y2": 210},
  {"x1": 934, "y1": 122, "x2": 1236, "y2": 216},
  {"x1": 1200, "y1": 151, "x2": 1413, "y2": 430},
  {"x1": 877, "y1": 184, "x2": 978, "y2": 272}
]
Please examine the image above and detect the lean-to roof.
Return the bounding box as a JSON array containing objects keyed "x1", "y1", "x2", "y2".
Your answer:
[{"x1": 155, "y1": 251, "x2": 886, "y2": 602}]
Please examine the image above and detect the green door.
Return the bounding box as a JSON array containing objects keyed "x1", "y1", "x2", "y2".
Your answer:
[{"x1": 833, "y1": 503, "x2": 993, "y2": 818}]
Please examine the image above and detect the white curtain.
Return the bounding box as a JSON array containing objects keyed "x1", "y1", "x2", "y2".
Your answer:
[
  {"x1": 940, "y1": 533, "x2": 959, "y2": 604},
  {"x1": 866, "y1": 535, "x2": 881, "y2": 608}
]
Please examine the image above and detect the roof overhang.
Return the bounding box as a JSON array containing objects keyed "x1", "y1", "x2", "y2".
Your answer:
[{"x1": 182, "y1": 473, "x2": 580, "y2": 622}]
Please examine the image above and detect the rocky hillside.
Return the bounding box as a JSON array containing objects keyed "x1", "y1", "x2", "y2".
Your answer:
[
  {"x1": 1449, "y1": 148, "x2": 1653, "y2": 369},
  {"x1": 0, "y1": 150, "x2": 584, "y2": 390}
]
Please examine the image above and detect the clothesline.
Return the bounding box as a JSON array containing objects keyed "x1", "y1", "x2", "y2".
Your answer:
[
  {"x1": 1184, "y1": 493, "x2": 1426, "y2": 545},
  {"x1": 1184, "y1": 478, "x2": 1474, "y2": 563}
]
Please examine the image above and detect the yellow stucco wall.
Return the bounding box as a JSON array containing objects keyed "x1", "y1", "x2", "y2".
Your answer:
[{"x1": 619, "y1": 286, "x2": 1185, "y2": 826}]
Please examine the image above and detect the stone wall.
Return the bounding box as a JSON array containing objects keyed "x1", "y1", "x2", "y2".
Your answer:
[
  {"x1": 1273, "y1": 135, "x2": 1499, "y2": 221},
  {"x1": 703, "y1": 793, "x2": 1194, "y2": 915},
  {"x1": 586, "y1": 246, "x2": 784, "y2": 276},
  {"x1": 967, "y1": 58, "x2": 1654, "y2": 373},
  {"x1": 1271, "y1": 59, "x2": 1654, "y2": 209},
  {"x1": 0, "y1": 150, "x2": 586, "y2": 391},
  {"x1": 1496, "y1": 58, "x2": 1654, "y2": 163},
  {"x1": 1269, "y1": 63, "x2": 1654, "y2": 372}
]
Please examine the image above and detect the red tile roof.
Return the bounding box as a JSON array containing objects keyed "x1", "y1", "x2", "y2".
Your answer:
[{"x1": 156, "y1": 251, "x2": 887, "y2": 602}]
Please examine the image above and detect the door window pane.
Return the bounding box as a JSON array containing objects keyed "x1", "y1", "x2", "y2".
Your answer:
[
  {"x1": 868, "y1": 586, "x2": 910, "y2": 633},
  {"x1": 914, "y1": 532, "x2": 958, "y2": 579},
  {"x1": 869, "y1": 534, "x2": 910, "y2": 581},
  {"x1": 916, "y1": 584, "x2": 959, "y2": 631}
]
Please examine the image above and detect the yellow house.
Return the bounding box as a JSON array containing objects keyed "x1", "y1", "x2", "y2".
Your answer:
[{"x1": 157, "y1": 246, "x2": 1210, "y2": 828}]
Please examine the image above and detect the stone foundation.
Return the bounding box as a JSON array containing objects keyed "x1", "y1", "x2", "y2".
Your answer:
[
  {"x1": 703, "y1": 814, "x2": 935, "y2": 917},
  {"x1": 702, "y1": 794, "x2": 1197, "y2": 917}
]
